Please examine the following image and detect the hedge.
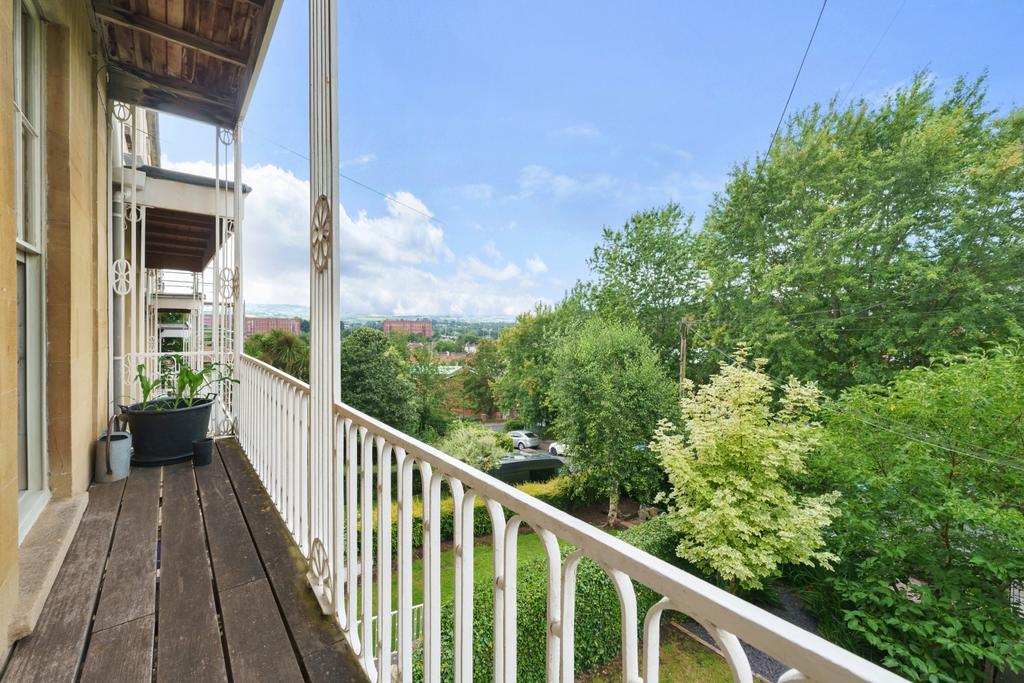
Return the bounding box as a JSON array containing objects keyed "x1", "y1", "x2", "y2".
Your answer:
[
  {"x1": 418, "y1": 514, "x2": 681, "y2": 681},
  {"x1": 387, "y1": 477, "x2": 576, "y2": 551}
]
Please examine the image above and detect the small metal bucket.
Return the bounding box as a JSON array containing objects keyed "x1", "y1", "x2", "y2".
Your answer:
[{"x1": 95, "y1": 415, "x2": 132, "y2": 483}]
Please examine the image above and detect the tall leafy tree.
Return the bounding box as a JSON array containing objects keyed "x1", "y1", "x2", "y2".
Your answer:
[
  {"x1": 340, "y1": 327, "x2": 416, "y2": 432},
  {"x1": 551, "y1": 318, "x2": 677, "y2": 525},
  {"x1": 652, "y1": 348, "x2": 839, "y2": 592},
  {"x1": 458, "y1": 339, "x2": 503, "y2": 418},
  {"x1": 580, "y1": 203, "x2": 703, "y2": 373},
  {"x1": 408, "y1": 346, "x2": 452, "y2": 441},
  {"x1": 804, "y1": 346, "x2": 1024, "y2": 682},
  {"x1": 244, "y1": 328, "x2": 310, "y2": 382},
  {"x1": 698, "y1": 73, "x2": 1024, "y2": 393}
]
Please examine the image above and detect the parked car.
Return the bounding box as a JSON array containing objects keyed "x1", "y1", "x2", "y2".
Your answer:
[
  {"x1": 549, "y1": 441, "x2": 567, "y2": 455},
  {"x1": 507, "y1": 430, "x2": 540, "y2": 449}
]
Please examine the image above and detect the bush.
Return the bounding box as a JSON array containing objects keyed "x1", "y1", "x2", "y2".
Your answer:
[
  {"x1": 428, "y1": 514, "x2": 681, "y2": 681},
  {"x1": 389, "y1": 477, "x2": 576, "y2": 551}
]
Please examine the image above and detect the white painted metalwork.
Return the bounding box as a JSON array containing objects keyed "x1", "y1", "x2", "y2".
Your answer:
[
  {"x1": 112, "y1": 258, "x2": 133, "y2": 295},
  {"x1": 236, "y1": 354, "x2": 908, "y2": 683}
]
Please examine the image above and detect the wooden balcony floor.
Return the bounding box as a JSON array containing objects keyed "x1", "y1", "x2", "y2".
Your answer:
[{"x1": 2, "y1": 439, "x2": 364, "y2": 682}]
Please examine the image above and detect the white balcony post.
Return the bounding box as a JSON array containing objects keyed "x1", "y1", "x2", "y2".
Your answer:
[
  {"x1": 306, "y1": 0, "x2": 341, "y2": 614},
  {"x1": 233, "y1": 124, "x2": 244, "y2": 374}
]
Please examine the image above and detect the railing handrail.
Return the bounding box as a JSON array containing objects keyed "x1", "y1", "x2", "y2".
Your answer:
[
  {"x1": 237, "y1": 353, "x2": 905, "y2": 683},
  {"x1": 241, "y1": 352, "x2": 310, "y2": 392}
]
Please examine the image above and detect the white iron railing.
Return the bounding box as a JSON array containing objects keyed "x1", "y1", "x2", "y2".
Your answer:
[
  {"x1": 358, "y1": 604, "x2": 425, "y2": 663},
  {"x1": 235, "y1": 354, "x2": 906, "y2": 683}
]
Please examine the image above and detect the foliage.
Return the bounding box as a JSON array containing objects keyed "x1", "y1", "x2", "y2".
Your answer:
[
  {"x1": 340, "y1": 327, "x2": 417, "y2": 432},
  {"x1": 133, "y1": 357, "x2": 236, "y2": 410},
  {"x1": 579, "y1": 202, "x2": 702, "y2": 373},
  {"x1": 653, "y1": 348, "x2": 839, "y2": 592},
  {"x1": 407, "y1": 346, "x2": 452, "y2": 441},
  {"x1": 496, "y1": 299, "x2": 586, "y2": 429},
  {"x1": 428, "y1": 514, "x2": 682, "y2": 681},
  {"x1": 696, "y1": 73, "x2": 1024, "y2": 394},
  {"x1": 551, "y1": 318, "x2": 678, "y2": 524},
  {"x1": 458, "y1": 339, "x2": 504, "y2": 417},
  {"x1": 433, "y1": 339, "x2": 461, "y2": 353},
  {"x1": 244, "y1": 328, "x2": 310, "y2": 382},
  {"x1": 435, "y1": 423, "x2": 509, "y2": 471},
  {"x1": 802, "y1": 346, "x2": 1024, "y2": 682}
]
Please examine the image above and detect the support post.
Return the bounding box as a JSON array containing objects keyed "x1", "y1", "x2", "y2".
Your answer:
[
  {"x1": 306, "y1": 0, "x2": 341, "y2": 614},
  {"x1": 233, "y1": 125, "x2": 244, "y2": 372}
]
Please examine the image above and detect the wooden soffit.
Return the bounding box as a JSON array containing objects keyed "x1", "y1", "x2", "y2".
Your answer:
[
  {"x1": 91, "y1": 0, "x2": 282, "y2": 128},
  {"x1": 143, "y1": 207, "x2": 217, "y2": 273}
]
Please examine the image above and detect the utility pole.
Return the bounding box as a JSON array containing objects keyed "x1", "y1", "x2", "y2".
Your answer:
[{"x1": 679, "y1": 317, "x2": 690, "y2": 397}]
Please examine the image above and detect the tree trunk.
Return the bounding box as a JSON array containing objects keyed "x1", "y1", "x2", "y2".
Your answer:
[{"x1": 607, "y1": 489, "x2": 620, "y2": 527}]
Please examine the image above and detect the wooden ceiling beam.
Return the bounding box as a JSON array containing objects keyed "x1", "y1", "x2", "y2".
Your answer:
[{"x1": 94, "y1": 2, "x2": 249, "y2": 68}]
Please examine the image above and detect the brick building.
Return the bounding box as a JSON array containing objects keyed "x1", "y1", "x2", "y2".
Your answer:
[
  {"x1": 244, "y1": 316, "x2": 303, "y2": 337},
  {"x1": 383, "y1": 318, "x2": 433, "y2": 337}
]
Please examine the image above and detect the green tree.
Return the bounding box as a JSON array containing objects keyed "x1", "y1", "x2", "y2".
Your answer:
[
  {"x1": 435, "y1": 423, "x2": 510, "y2": 471},
  {"x1": 340, "y1": 327, "x2": 416, "y2": 432},
  {"x1": 580, "y1": 203, "x2": 702, "y2": 374},
  {"x1": 803, "y1": 346, "x2": 1024, "y2": 682},
  {"x1": 550, "y1": 318, "x2": 677, "y2": 525},
  {"x1": 408, "y1": 346, "x2": 452, "y2": 441},
  {"x1": 244, "y1": 328, "x2": 310, "y2": 382},
  {"x1": 653, "y1": 348, "x2": 839, "y2": 592},
  {"x1": 697, "y1": 73, "x2": 1024, "y2": 394},
  {"x1": 495, "y1": 298, "x2": 586, "y2": 428},
  {"x1": 458, "y1": 339, "x2": 503, "y2": 417}
]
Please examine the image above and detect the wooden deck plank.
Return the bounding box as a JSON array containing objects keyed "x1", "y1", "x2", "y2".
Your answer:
[
  {"x1": 217, "y1": 440, "x2": 365, "y2": 682},
  {"x1": 194, "y1": 450, "x2": 264, "y2": 591},
  {"x1": 219, "y1": 579, "x2": 304, "y2": 682},
  {"x1": 1, "y1": 480, "x2": 126, "y2": 682},
  {"x1": 156, "y1": 463, "x2": 228, "y2": 683},
  {"x1": 92, "y1": 465, "x2": 161, "y2": 632},
  {"x1": 79, "y1": 615, "x2": 155, "y2": 683}
]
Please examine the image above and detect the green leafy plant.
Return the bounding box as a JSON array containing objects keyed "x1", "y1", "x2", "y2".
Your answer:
[
  {"x1": 134, "y1": 357, "x2": 237, "y2": 410},
  {"x1": 653, "y1": 347, "x2": 839, "y2": 592}
]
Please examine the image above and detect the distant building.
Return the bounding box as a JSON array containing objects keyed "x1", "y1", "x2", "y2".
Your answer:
[
  {"x1": 244, "y1": 316, "x2": 303, "y2": 337},
  {"x1": 383, "y1": 319, "x2": 433, "y2": 337}
]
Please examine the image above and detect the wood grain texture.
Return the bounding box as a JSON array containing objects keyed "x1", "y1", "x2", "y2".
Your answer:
[
  {"x1": 195, "y1": 449, "x2": 263, "y2": 591},
  {"x1": 2, "y1": 480, "x2": 126, "y2": 682},
  {"x1": 80, "y1": 615, "x2": 155, "y2": 683},
  {"x1": 156, "y1": 463, "x2": 228, "y2": 683},
  {"x1": 219, "y1": 579, "x2": 303, "y2": 682},
  {"x1": 218, "y1": 440, "x2": 365, "y2": 682},
  {"x1": 92, "y1": 465, "x2": 160, "y2": 632}
]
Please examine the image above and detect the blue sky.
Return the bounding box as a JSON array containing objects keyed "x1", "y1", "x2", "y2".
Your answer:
[{"x1": 161, "y1": 0, "x2": 1022, "y2": 317}]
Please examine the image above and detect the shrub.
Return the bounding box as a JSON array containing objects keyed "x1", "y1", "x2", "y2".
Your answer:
[
  {"x1": 427, "y1": 514, "x2": 682, "y2": 681},
  {"x1": 503, "y1": 417, "x2": 529, "y2": 431}
]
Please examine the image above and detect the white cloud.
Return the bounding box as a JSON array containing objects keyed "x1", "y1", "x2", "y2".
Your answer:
[
  {"x1": 558, "y1": 123, "x2": 601, "y2": 139},
  {"x1": 342, "y1": 153, "x2": 377, "y2": 167},
  {"x1": 525, "y1": 257, "x2": 548, "y2": 274},
  {"x1": 452, "y1": 183, "x2": 494, "y2": 201},
  {"x1": 161, "y1": 158, "x2": 546, "y2": 316},
  {"x1": 512, "y1": 164, "x2": 615, "y2": 200},
  {"x1": 482, "y1": 240, "x2": 503, "y2": 263}
]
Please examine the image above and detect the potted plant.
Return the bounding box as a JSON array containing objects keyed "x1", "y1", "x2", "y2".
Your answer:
[{"x1": 124, "y1": 357, "x2": 236, "y2": 465}]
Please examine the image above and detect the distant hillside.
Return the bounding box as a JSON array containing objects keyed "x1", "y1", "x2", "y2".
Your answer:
[{"x1": 243, "y1": 303, "x2": 514, "y2": 324}]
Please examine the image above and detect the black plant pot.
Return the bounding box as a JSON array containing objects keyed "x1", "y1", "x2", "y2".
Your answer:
[
  {"x1": 125, "y1": 398, "x2": 214, "y2": 465},
  {"x1": 192, "y1": 438, "x2": 214, "y2": 467}
]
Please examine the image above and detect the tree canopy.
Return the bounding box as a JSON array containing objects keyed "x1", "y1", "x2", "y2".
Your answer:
[
  {"x1": 244, "y1": 328, "x2": 310, "y2": 382},
  {"x1": 804, "y1": 346, "x2": 1024, "y2": 682},
  {"x1": 435, "y1": 423, "x2": 510, "y2": 472},
  {"x1": 653, "y1": 348, "x2": 839, "y2": 591},
  {"x1": 458, "y1": 339, "x2": 503, "y2": 418},
  {"x1": 696, "y1": 73, "x2": 1024, "y2": 393},
  {"x1": 340, "y1": 327, "x2": 416, "y2": 432},
  {"x1": 550, "y1": 318, "x2": 677, "y2": 524}
]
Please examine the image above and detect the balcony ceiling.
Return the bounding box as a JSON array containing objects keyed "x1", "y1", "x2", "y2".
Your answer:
[{"x1": 90, "y1": 0, "x2": 282, "y2": 128}]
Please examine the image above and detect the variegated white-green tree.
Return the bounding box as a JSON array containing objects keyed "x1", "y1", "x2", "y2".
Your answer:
[{"x1": 652, "y1": 348, "x2": 839, "y2": 592}]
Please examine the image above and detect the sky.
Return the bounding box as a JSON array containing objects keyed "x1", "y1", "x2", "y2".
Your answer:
[{"x1": 160, "y1": 1, "x2": 1022, "y2": 317}]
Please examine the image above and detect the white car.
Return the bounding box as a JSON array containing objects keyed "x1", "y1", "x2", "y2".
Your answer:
[
  {"x1": 549, "y1": 441, "x2": 567, "y2": 456},
  {"x1": 507, "y1": 430, "x2": 541, "y2": 450}
]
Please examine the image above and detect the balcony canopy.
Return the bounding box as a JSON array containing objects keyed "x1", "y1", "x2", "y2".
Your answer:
[{"x1": 90, "y1": 0, "x2": 282, "y2": 128}]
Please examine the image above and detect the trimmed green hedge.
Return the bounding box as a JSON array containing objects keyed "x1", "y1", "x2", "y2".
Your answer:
[
  {"x1": 420, "y1": 514, "x2": 681, "y2": 681},
  {"x1": 389, "y1": 477, "x2": 575, "y2": 550}
]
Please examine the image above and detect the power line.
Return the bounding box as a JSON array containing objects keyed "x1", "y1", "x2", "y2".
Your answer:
[
  {"x1": 765, "y1": 0, "x2": 829, "y2": 160},
  {"x1": 845, "y1": 0, "x2": 907, "y2": 99}
]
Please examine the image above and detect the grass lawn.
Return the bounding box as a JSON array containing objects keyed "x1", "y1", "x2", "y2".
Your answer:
[
  {"x1": 394, "y1": 531, "x2": 553, "y2": 608},
  {"x1": 580, "y1": 622, "x2": 734, "y2": 683}
]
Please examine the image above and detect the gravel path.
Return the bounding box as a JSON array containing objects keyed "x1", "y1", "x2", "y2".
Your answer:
[{"x1": 678, "y1": 590, "x2": 819, "y2": 682}]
